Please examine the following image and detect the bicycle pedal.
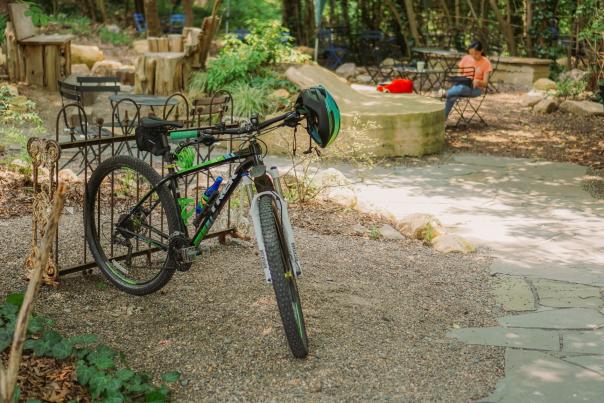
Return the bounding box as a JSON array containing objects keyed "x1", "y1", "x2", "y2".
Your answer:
[{"x1": 179, "y1": 246, "x2": 201, "y2": 264}]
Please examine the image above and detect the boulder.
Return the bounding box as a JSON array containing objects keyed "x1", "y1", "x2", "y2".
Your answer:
[
  {"x1": 91, "y1": 60, "x2": 124, "y2": 77},
  {"x1": 559, "y1": 68, "x2": 587, "y2": 83},
  {"x1": 520, "y1": 94, "x2": 544, "y2": 108},
  {"x1": 396, "y1": 213, "x2": 444, "y2": 241},
  {"x1": 133, "y1": 39, "x2": 149, "y2": 54},
  {"x1": 533, "y1": 98, "x2": 558, "y2": 114},
  {"x1": 325, "y1": 187, "x2": 357, "y2": 208},
  {"x1": 271, "y1": 88, "x2": 290, "y2": 98},
  {"x1": 356, "y1": 74, "x2": 373, "y2": 84},
  {"x1": 105, "y1": 24, "x2": 121, "y2": 33},
  {"x1": 116, "y1": 65, "x2": 135, "y2": 85},
  {"x1": 349, "y1": 223, "x2": 367, "y2": 236},
  {"x1": 335, "y1": 63, "x2": 357, "y2": 79},
  {"x1": 532, "y1": 78, "x2": 557, "y2": 92},
  {"x1": 312, "y1": 167, "x2": 352, "y2": 189},
  {"x1": 71, "y1": 44, "x2": 104, "y2": 68},
  {"x1": 381, "y1": 58, "x2": 396, "y2": 67},
  {"x1": 71, "y1": 63, "x2": 91, "y2": 76},
  {"x1": 560, "y1": 100, "x2": 604, "y2": 116},
  {"x1": 432, "y1": 234, "x2": 475, "y2": 253},
  {"x1": 379, "y1": 224, "x2": 405, "y2": 240}
]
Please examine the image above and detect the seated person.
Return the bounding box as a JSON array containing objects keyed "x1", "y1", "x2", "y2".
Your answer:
[{"x1": 445, "y1": 40, "x2": 492, "y2": 118}]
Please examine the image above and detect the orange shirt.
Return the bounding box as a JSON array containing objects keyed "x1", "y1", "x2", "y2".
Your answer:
[{"x1": 459, "y1": 55, "x2": 493, "y2": 81}]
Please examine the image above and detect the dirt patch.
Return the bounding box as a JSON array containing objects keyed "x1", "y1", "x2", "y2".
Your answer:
[{"x1": 446, "y1": 93, "x2": 604, "y2": 169}]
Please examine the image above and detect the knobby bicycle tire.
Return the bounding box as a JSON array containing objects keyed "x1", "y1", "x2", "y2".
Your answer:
[{"x1": 258, "y1": 194, "x2": 309, "y2": 358}]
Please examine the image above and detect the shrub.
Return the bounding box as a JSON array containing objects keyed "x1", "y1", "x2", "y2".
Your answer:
[
  {"x1": 99, "y1": 26, "x2": 134, "y2": 46},
  {"x1": 556, "y1": 77, "x2": 587, "y2": 99}
]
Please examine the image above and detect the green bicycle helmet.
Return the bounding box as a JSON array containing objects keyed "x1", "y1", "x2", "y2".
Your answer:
[{"x1": 295, "y1": 85, "x2": 341, "y2": 148}]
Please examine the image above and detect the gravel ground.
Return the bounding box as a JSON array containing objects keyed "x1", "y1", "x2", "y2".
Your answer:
[{"x1": 0, "y1": 207, "x2": 503, "y2": 401}]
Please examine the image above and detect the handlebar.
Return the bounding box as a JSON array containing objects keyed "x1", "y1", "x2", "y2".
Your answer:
[{"x1": 168, "y1": 110, "x2": 302, "y2": 142}]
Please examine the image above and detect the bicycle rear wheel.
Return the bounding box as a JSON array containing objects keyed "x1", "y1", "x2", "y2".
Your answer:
[
  {"x1": 85, "y1": 155, "x2": 181, "y2": 295},
  {"x1": 258, "y1": 194, "x2": 309, "y2": 358}
]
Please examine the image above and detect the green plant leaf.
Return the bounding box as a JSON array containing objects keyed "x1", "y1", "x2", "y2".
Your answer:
[
  {"x1": 0, "y1": 328, "x2": 12, "y2": 351},
  {"x1": 116, "y1": 368, "x2": 135, "y2": 382},
  {"x1": 89, "y1": 373, "x2": 112, "y2": 398},
  {"x1": 76, "y1": 361, "x2": 97, "y2": 385},
  {"x1": 87, "y1": 345, "x2": 116, "y2": 370},
  {"x1": 6, "y1": 293, "x2": 24, "y2": 307},
  {"x1": 161, "y1": 371, "x2": 181, "y2": 383},
  {"x1": 145, "y1": 386, "x2": 169, "y2": 403},
  {"x1": 51, "y1": 339, "x2": 73, "y2": 360}
]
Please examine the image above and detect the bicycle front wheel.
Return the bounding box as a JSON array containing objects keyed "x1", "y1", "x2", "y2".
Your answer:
[
  {"x1": 258, "y1": 194, "x2": 309, "y2": 358},
  {"x1": 85, "y1": 155, "x2": 181, "y2": 295}
]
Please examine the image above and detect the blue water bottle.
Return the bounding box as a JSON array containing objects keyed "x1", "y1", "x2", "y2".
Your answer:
[{"x1": 196, "y1": 176, "x2": 223, "y2": 216}]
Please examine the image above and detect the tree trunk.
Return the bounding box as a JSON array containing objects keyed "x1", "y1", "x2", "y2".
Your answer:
[
  {"x1": 384, "y1": 0, "x2": 411, "y2": 57},
  {"x1": 283, "y1": 0, "x2": 303, "y2": 44},
  {"x1": 96, "y1": 0, "x2": 108, "y2": 23},
  {"x1": 403, "y1": 0, "x2": 421, "y2": 46},
  {"x1": 488, "y1": 0, "x2": 516, "y2": 55},
  {"x1": 144, "y1": 0, "x2": 162, "y2": 37},
  {"x1": 183, "y1": 0, "x2": 194, "y2": 26},
  {"x1": 524, "y1": 0, "x2": 533, "y2": 56}
]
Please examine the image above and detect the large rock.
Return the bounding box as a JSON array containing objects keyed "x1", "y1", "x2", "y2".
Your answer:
[
  {"x1": 379, "y1": 224, "x2": 405, "y2": 240},
  {"x1": 560, "y1": 100, "x2": 604, "y2": 116},
  {"x1": 71, "y1": 63, "x2": 91, "y2": 76},
  {"x1": 532, "y1": 78, "x2": 557, "y2": 91},
  {"x1": 520, "y1": 93, "x2": 544, "y2": 108},
  {"x1": 432, "y1": 234, "x2": 475, "y2": 253},
  {"x1": 71, "y1": 44, "x2": 104, "y2": 68},
  {"x1": 312, "y1": 167, "x2": 352, "y2": 189},
  {"x1": 559, "y1": 68, "x2": 587, "y2": 83},
  {"x1": 533, "y1": 98, "x2": 558, "y2": 114},
  {"x1": 325, "y1": 187, "x2": 357, "y2": 208},
  {"x1": 335, "y1": 63, "x2": 357, "y2": 79},
  {"x1": 356, "y1": 74, "x2": 373, "y2": 84},
  {"x1": 396, "y1": 213, "x2": 444, "y2": 241},
  {"x1": 285, "y1": 64, "x2": 445, "y2": 158},
  {"x1": 91, "y1": 60, "x2": 124, "y2": 77},
  {"x1": 133, "y1": 39, "x2": 149, "y2": 54}
]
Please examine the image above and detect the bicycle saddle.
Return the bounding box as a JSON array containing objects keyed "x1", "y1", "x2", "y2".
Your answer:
[{"x1": 140, "y1": 116, "x2": 184, "y2": 129}]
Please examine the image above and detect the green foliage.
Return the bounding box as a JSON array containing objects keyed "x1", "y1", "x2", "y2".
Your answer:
[
  {"x1": 0, "y1": 294, "x2": 179, "y2": 402},
  {"x1": 221, "y1": 0, "x2": 281, "y2": 29},
  {"x1": 24, "y1": 2, "x2": 50, "y2": 27},
  {"x1": 47, "y1": 14, "x2": 93, "y2": 36},
  {"x1": 369, "y1": 226, "x2": 380, "y2": 240},
  {"x1": 556, "y1": 77, "x2": 587, "y2": 99},
  {"x1": 0, "y1": 13, "x2": 7, "y2": 43},
  {"x1": 188, "y1": 21, "x2": 307, "y2": 117},
  {"x1": 99, "y1": 26, "x2": 134, "y2": 46}
]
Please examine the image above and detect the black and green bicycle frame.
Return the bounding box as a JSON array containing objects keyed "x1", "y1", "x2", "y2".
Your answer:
[{"x1": 121, "y1": 135, "x2": 265, "y2": 251}]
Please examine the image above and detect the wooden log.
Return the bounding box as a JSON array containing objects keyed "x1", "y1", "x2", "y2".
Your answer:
[
  {"x1": 182, "y1": 27, "x2": 202, "y2": 68},
  {"x1": 44, "y1": 45, "x2": 60, "y2": 91},
  {"x1": 134, "y1": 54, "x2": 156, "y2": 94},
  {"x1": 24, "y1": 45, "x2": 44, "y2": 86},
  {"x1": 4, "y1": 22, "x2": 19, "y2": 81},
  {"x1": 168, "y1": 34, "x2": 183, "y2": 52},
  {"x1": 153, "y1": 52, "x2": 184, "y2": 95},
  {"x1": 157, "y1": 37, "x2": 169, "y2": 52},
  {"x1": 148, "y1": 37, "x2": 160, "y2": 52},
  {"x1": 199, "y1": 16, "x2": 220, "y2": 68}
]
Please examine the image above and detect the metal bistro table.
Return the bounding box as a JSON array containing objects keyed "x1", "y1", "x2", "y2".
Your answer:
[
  {"x1": 109, "y1": 93, "x2": 180, "y2": 116},
  {"x1": 412, "y1": 47, "x2": 464, "y2": 70},
  {"x1": 397, "y1": 66, "x2": 446, "y2": 95}
]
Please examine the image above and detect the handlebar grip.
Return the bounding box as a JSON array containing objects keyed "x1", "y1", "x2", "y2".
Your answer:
[{"x1": 169, "y1": 129, "x2": 198, "y2": 141}]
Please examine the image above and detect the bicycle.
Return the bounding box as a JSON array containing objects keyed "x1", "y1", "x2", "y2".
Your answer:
[{"x1": 84, "y1": 85, "x2": 341, "y2": 358}]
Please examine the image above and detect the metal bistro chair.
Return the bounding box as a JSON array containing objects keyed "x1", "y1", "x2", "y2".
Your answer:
[
  {"x1": 443, "y1": 66, "x2": 489, "y2": 127},
  {"x1": 111, "y1": 97, "x2": 141, "y2": 158},
  {"x1": 168, "y1": 14, "x2": 185, "y2": 34},
  {"x1": 134, "y1": 12, "x2": 146, "y2": 33}
]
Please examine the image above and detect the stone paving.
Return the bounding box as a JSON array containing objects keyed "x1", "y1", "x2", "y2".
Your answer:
[{"x1": 280, "y1": 153, "x2": 604, "y2": 402}]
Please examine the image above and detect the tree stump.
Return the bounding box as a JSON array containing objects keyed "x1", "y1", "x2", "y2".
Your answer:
[{"x1": 135, "y1": 52, "x2": 191, "y2": 95}]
